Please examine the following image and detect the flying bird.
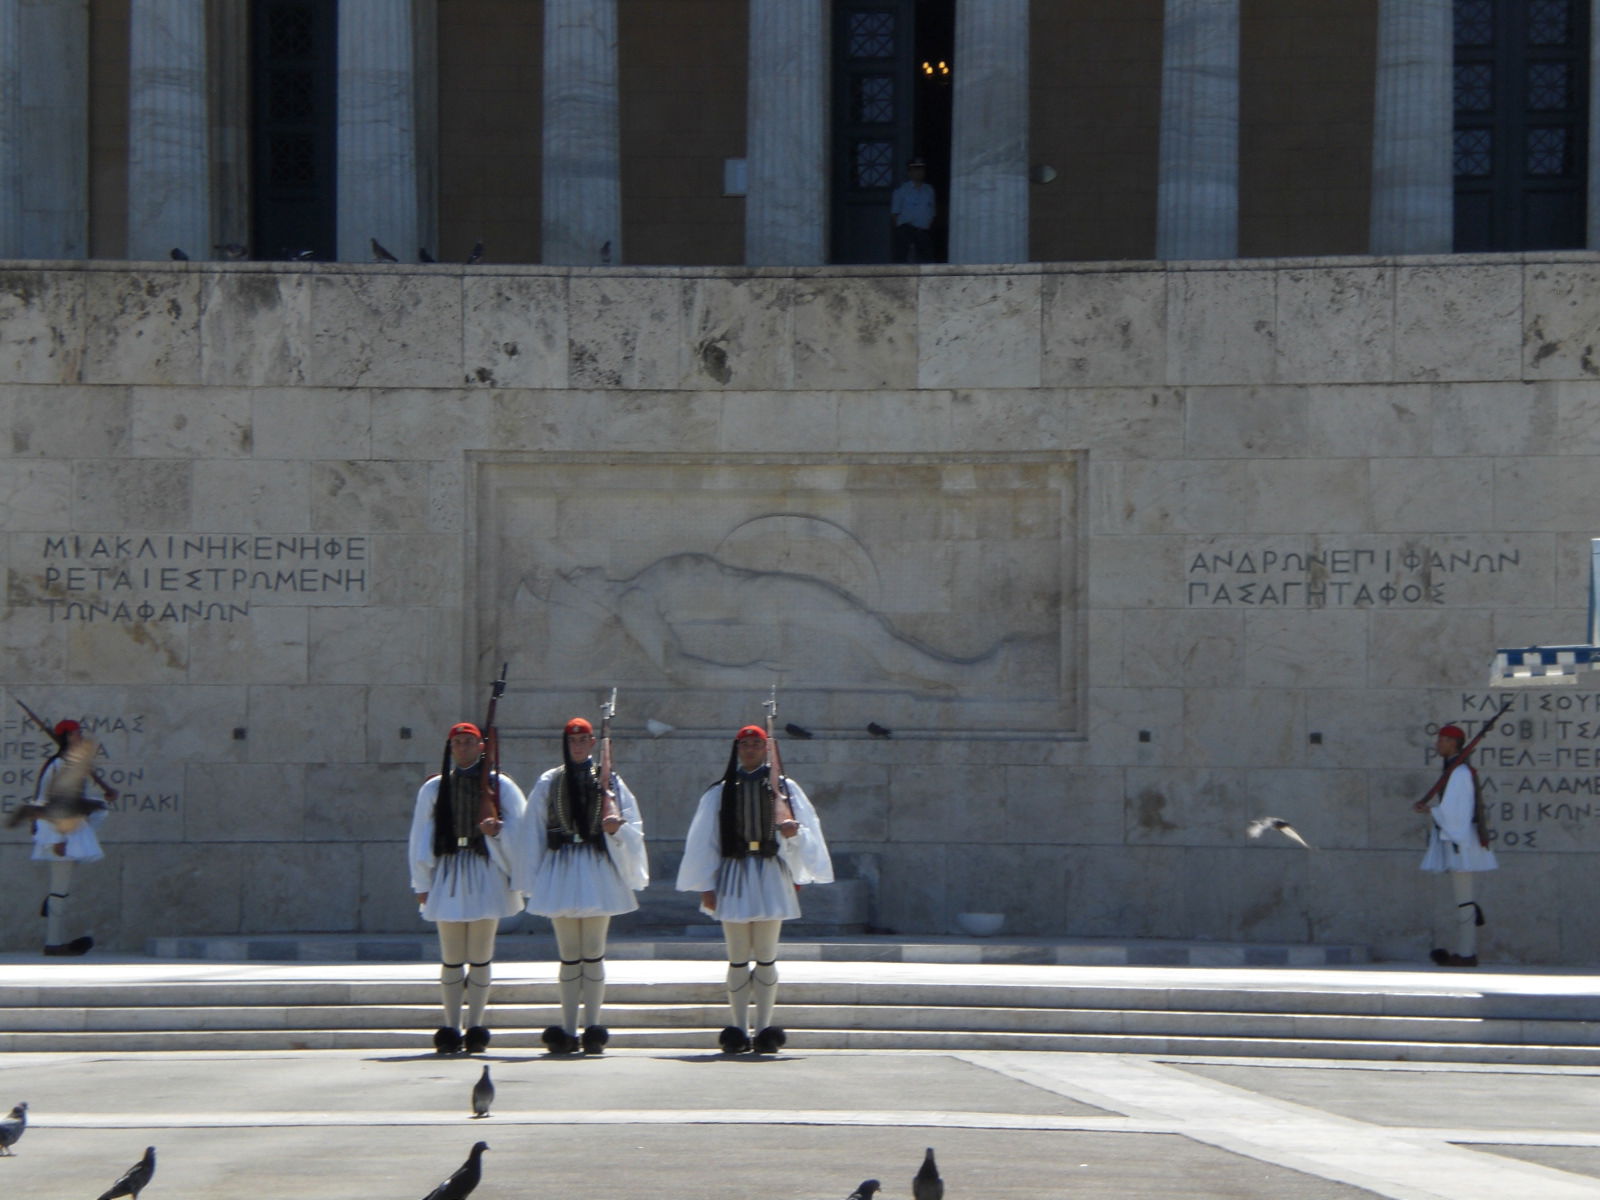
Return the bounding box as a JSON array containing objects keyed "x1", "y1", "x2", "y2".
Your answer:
[
  {"x1": 467, "y1": 240, "x2": 485, "y2": 264},
  {"x1": 785, "y1": 722, "x2": 814, "y2": 739},
  {"x1": 169, "y1": 248, "x2": 188, "y2": 261},
  {"x1": 471, "y1": 1064, "x2": 493, "y2": 1118},
  {"x1": 846, "y1": 1181, "x2": 881, "y2": 1200},
  {"x1": 867, "y1": 722, "x2": 893, "y2": 738},
  {"x1": 370, "y1": 237, "x2": 399, "y2": 263},
  {"x1": 646, "y1": 718, "x2": 675, "y2": 738},
  {"x1": 419, "y1": 247, "x2": 436, "y2": 263},
  {"x1": 422, "y1": 1141, "x2": 488, "y2": 1200},
  {"x1": 0, "y1": 1101, "x2": 26, "y2": 1155},
  {"x1": 1246, "y1": 816, "x2": 1313, "y2": 849},
  {"x1": 912, "y1": 1147, "x2": 943, "y2": 1200},
  {"x1": 95, "y1": 1145, "x2": 155, "y2": 1200}
]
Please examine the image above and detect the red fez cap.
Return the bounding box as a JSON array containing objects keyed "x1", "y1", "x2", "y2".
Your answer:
[
  {"x1": 53, "y1": 719, "x2": 80, "y2": 738},
  {"x1": 448, "y1": 722, "x2": 482, "y2": 740},
  {"x1": 1438, "y1": 724, "x2": 1466, "y2": 742},
  {"x1": 565, "y1": 717, "x2": 593, "y2": 735},
  {"x1": 735, "y1": 724, "x2": 767, "y2": 741}
]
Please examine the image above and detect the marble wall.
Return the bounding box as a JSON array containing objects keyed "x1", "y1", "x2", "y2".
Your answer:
[{"x1": 3, "y1": 254, "x2": 1600, "y2": 962}]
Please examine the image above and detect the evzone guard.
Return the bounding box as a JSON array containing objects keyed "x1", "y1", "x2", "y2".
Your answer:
[
  {"x1": 513, "y1": 691, "x2": 648, "y2": 1054},
  {"x1": 8, "y1": 708, "x2": 118, "y2": 956},
  {"x1": 677, "y1": 700, "x2": 833, "y2": 1054},
  {"x1": 409, "y1": 704, "x2": 526, "y2": 1054},
  {"x1": 1414, "y1": 713, "x2": 1504, "y2": 968}
]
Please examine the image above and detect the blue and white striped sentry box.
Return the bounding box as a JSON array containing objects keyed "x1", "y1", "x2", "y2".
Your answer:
[{"x1": 1489, "y1": 539, "x2": 1600, "y2": 686}]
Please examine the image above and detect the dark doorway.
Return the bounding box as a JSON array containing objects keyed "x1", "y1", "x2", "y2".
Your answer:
[
  {"x1": 830, "y1": 0, "x2": 955, "y2": 264},
  {"x1": 1454, "y1": 0, "x2": 1589, "y2": 251},
  {"x1": 251, "y1": 0, "x2": 338, "y2": 261}
]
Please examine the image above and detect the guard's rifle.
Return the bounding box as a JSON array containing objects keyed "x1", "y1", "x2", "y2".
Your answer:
[
  {"x1": 762, "y1": 685, "x2": 797, "y2": 836},
  {"x1": 1411, "y1": 699, "x2": 1515, "y2": 846},
  {"x1": 13, "y1": 697, "x2": 118, "y2": 803},
  {"x1": 598, "y1": 688, "x2": 622, "y2": 829},
  {"x1": 477, "y1": 663, "x2": 508, "y2": 831}
]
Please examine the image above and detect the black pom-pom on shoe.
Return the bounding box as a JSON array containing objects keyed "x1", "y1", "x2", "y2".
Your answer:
[
  {"x1": 464, "y1": 1025, "x2": 491, "y2": 1054},
  {"x1": 433, "y1": 1026, "x2": 463, "y2": 1055},
  {"x1": 542, "y1": 1025, "x2": 580, "y2": 1054},
  {"x1": 751, "y1": 1026, "x2": 787, "y2": 1054},
  {"x1": 581, "y1": 1025, "x2": 610, "y2": 1054},
  {"x1": 717, "y1": 1026, "x2": 751, "y2": 1054}
]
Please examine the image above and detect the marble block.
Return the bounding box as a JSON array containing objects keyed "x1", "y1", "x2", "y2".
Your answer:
[
  {"x1": 568, "y1": 275, "x2": 686, "y2": 389},
  {"x1": 1042, "y1": 268, "x2": 1166, "y2": 388},
  {"x1": 462, "y1": 273, "x2": 569, "y2": 389},
  {"x1": 0, "y1": 268, "x2": 86, "y2": 383},
  {"x1": 682, "y1": 275, "x2": 794, "y2": 390},
  {"x1": 1165, "y1": 268, "x2": 1275, "y2": 386},
  {"x1": 792, "y1": 274, "x2": 917, "y2": 390},
  {"x1": 80, "y1": 269, "x2": 202, "y2": 386},
  {"x1": 917, "y1": 272, "x2": 1042, "y2": 389},
  {"x1": 1273, "y1": 266, "x2": 1394, "y2": 384},
  {"x1": 1393, "y1": 263, "x2": 1521, "y2": 382},
  {"x1": 307, "y1": 271, "x2": 464, "y2": 389},
  {"x1": 1522, "y1": 262, "x2": 1600, "y2": 381},
  {"x1": 130, "y1": 385, "x2": 253, "y2": 459},
  {"x1": 200, "y1": 270, "x2": 313, "y2": 387}
]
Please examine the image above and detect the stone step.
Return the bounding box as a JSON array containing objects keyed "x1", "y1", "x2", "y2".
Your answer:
[
  {"x1": 0, "y1": 1025, "x2": 1594, "y2": 1065},
  {"x1": 2, "y1": 1000, "x2": 1596, "y2": 1046},
  {"x1": 144, "y1": 932, "x2": 1371, "y2": 968}
]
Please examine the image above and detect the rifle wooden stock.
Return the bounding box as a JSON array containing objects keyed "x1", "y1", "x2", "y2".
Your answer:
[{"x1": 477, "y1": 663, "x2": 508, "y2": 827}]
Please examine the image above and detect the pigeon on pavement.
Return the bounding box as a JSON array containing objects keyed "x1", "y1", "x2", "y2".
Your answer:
[
  {"x1": 912, "y1": 1146, "x2": 943, "y2": 1200},
  {"x1": 95, "y1": 1145, "x2": 156, "y2": 1200},
  {"x1": 471, "y1": 1065, "x2": 493, "y2": 1118},
  {"x1": 422, "y1": 1140, "x2": 488, "y2": 1200},
  {"x1": 0, "y1": 1102, "x2": 26, "y2": 1154},
  {"x1": 846, "y1": 1180, "x2": 881, "y2": 1200}
]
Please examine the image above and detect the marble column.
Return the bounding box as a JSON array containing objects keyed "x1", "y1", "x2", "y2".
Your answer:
[
  {"x1": 1589, "y1": 0, "x2": 1600, "y2": 248},
  {"x1": 19, "y1": 0, "x2": 88, "y2": 258},
  {"x1": 1369, "y1": 0, "x2": 1452, "y2": 254},
  {"x1": 745, "y1": 0, "x2": 826, "y2": 266},
  {"x1": 947, "y1": 0, "x2": 1029, "y2": 264},
  {"x1": 338, "y1": 0, "x2": 420, "y2": 263},
  {"x1": 1156, "y1": 0, "x2": 1239, "y2": 261},
  {"x1": 542, "y1": 0, "x2": 620, "y2": 266},
  {"x1": 128, "y1": 0, "x2": 211, "y2": 261},
  {"x1": 0, "y1": 0, "x2": 20, "y2": 256}
]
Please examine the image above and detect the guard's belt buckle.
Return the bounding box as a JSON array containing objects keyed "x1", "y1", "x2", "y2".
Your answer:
[{"x1": 748, "y1": 840, "x2": 760, "y2": 851}]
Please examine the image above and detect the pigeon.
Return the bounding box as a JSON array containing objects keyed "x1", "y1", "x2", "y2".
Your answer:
[
  {"x1": 867, "y1": 722, "x2": 893, "y2": 738},
  {"x1": 419, "y1": 247, "x2": 436, "y2": 263},
  {"x1": 846, "y1": 1181, "x2": 881, "y2": 1200},
  {"x1": 645, "y1": 718, "x2": 675, "y2": 738},
  {"x1": 7, "y1": 738, "x2": 104, "y2": 829},
  {"x1": 422, "y1": 1141, "x2": 488, "y2": 1200},
  {"x1": 1246, "y1": 816, "x2": 1313, "y2": 849},
  {"x1": 287, "y1": 247, "x2": 316, "y2": 260},
  {"x1": 599, "y1": 239, "x2": 611, "y2": 265},
  {"x1": 169, "y1": 247, "x2": 188, "y2": 261},
  {"x1": 912, "y1": 1147, "x2": 943, "y2": 1200},
  {"x1": 471, "y1": 1064, "x2": 493, "y2": 1118},
  {"x1": 0, "y1": 1101, "x2": 25, "y2": 1155},
  {"x1": 95, "y1": 1145, "x2": 155, "y2": 1200},
  {"x1": 371, "y1": 236, "x2": 399, "y2": 263},
  {"x1": 215, "y1": 242, "x2": 248, "y2": 260},
  {"x1": 467, "y1": 240, "x2": 485, "y2": 264},
  {"x1": 785, "y1": 722, "x2": 814, "y2": 739}
]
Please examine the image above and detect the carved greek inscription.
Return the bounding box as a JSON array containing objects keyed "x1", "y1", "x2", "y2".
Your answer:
[
  {"x1": 31, "y1": 534, "x2": 368, "y2": 622},
  {"x1": 0, "y1": 714, "x2": 177, "y2": 821},
  {"x1": 1425, "y1": 691, "x2": 1600, "y2": 850},
  {"x1": 1187, "y1": 543, "x2": 1520, "y2": 607}
]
